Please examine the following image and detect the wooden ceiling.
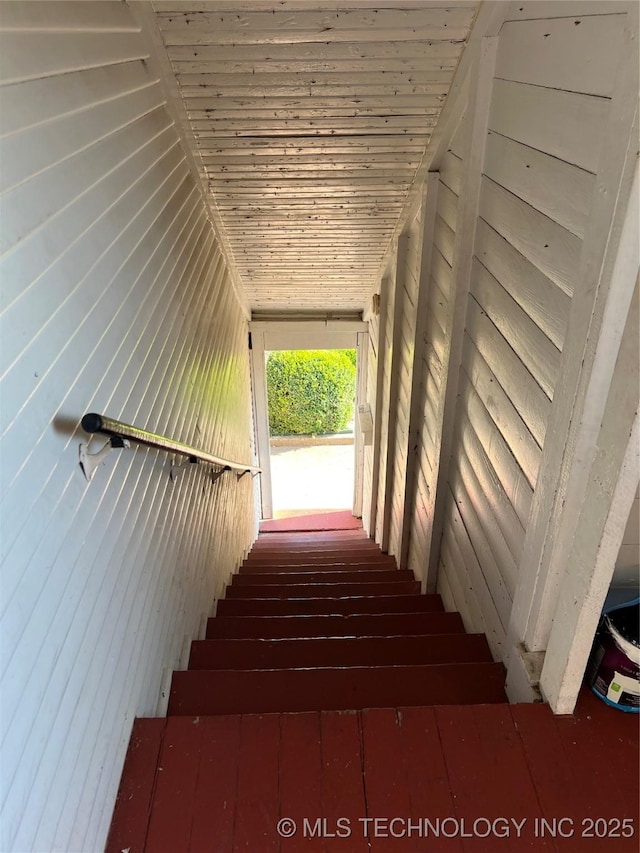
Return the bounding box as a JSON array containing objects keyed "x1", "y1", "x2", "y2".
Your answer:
[{"x1": 152, "y1": 1, "x2": 477, "y2": 313}]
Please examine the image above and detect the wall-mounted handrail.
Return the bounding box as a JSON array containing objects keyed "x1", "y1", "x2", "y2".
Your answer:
[{"x1": 81, "y1": 413, "x2": 261, "y2": 475}]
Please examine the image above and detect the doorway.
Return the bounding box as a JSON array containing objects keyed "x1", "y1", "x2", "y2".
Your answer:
[
  {"x1": 267, "y1": 348, "x2": 356, "y2": 518},
  {"x1": 249, "y1": 320, "x2": 368, "y2": 520}
]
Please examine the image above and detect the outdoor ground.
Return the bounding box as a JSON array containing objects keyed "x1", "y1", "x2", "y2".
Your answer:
[{"x1": 269, "y1": 441, "x2": 355, "y2": 518}]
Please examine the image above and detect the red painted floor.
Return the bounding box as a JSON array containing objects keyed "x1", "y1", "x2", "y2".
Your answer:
[
  {"x1": 107, "y1": 529, "x2": 639, "y2": 853},
  {"x1": 108, "y1": 692, "x2": 639, "y2": 853},
  {"x1": 259, "y1": 510, "x2": 362, "y2": 532}
]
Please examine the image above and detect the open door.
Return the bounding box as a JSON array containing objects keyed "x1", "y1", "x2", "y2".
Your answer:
[{"x1": 249, "y1": 320, "x2": 367, "y2": 519}]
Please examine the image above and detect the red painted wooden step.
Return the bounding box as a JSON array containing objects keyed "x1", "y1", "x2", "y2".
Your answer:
[
  {"x1": 250, "y1": 541, "x2": 378, "y2": 553},
  {"x1": 250, "y1": 535, "x2": 372, "y2": 548},
  {"x1": 106, "y1": 524, "x2": 639, "y2": 853},
  {"x1": 225, "y1": 580, "x2": 420, "y2": 598},
  {"x1": 239, "y1": 560, "x2": 396, "y2": 574},
  {"x1": 241, "y1": 552, "x2": 395, "y2": 567},
  {"x1": 167, "y1": 662, "x2": 507, "y2": 715},
  {"x1": 206, "y1": 610, "x2": 465, "y2": 639},
  {"x1": 216, "y1": 593, "x2": 443, "y2": 617},
  {"x1": 250, "y1": 534, "x2": 376, "y2": 544},
  {"x1": 232, "y1": 568, "x2": 414, "y2": 585},
  {"x1": 188, "y1": 633, "x2": 494, "y2": 670}
]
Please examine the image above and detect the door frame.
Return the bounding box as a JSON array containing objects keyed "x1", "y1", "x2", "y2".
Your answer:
[{"x1": 248, "y1": 319, "x2": 367, "y2": 519}]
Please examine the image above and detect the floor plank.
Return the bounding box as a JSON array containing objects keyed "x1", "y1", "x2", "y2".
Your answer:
[
  {"x1": 552, "y1": 699, "x2": 638, "y2": 852},
  {"x1": 436, "y1": 704, "x2": 552, "y2": 853},
  {"x1": 279, "y1": 712, "x2": 325, "y2": 853},
  {"x1": 321, "y1": 711, "x2": 369, "y2": 853},
  {"x1": 145, "y1": 717, "x2": 202, "y2": 853},
  {"x1": 189, "y1": 716, "x2": 241, "y2": 853},
  {"x1": 399, "y1": 706, "x2": 463, "y2": 853},
  {"x1": 362, "y1": 708, "x2": 413, "y2": 851},
  {"x1": 472, "y1": 704, "x2": 552, "y2": 852},
  {"x1": 105, "y1": 718, "x2": 166, "y2": 853},
  {"x1": 233, "y1": 713, "x2": 280, "y2": 852}
]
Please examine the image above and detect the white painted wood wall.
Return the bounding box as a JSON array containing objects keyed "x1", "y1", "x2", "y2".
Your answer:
[
  {"x1": 614, "y1": 485, "x2": 640, "y2": 586},
  {"x1": 0, "y1": 3, "x2": 256, "y2": 851},
  {"x1": 366, "y1": 1, "x2": 638, "y2": 709},
  {"x1": 435, "y1": 6, "x2": 608, "y2": 657}
]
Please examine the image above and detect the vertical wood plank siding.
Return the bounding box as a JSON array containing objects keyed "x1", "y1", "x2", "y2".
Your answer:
[
  {"x1": 362, "y1": 315, "x2": 378, "y2": 536},
  {"x1": 0, "y1": 4, "x2": 255, "y2": 852},
  {"x1": 388, "y1": 216, "x2": 422, "y2": 558},
  {"x1": 375, "y1": 271, "x2": 395, "y2": 544},
  {"x1": 408, "y1": 165, "x2": 460, "y2": 583},
  {"x1": 431, "y1": 10, "x2": 624, "y2": 656}
]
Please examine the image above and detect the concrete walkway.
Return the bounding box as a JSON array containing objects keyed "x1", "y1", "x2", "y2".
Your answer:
[{"x1": 269, "y1": 441, "x2": 355, "y2": 516}]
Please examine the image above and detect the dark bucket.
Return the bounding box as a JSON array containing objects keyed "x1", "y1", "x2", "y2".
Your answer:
[{"x1": 587, "y1": 601, "x2": 639, "y2": 713}]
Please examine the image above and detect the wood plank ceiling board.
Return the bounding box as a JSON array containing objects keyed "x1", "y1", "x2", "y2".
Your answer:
[{"x1": 153, "y1": 2, "x2": 478, "y2": 312}]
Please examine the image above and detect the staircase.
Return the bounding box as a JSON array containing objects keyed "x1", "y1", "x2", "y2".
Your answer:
[
  {"x1": 106, "y1": 527, "x2": 639, "y2": 853},
  {"x1": 168, "y1": 528, "x2": 506, "y2": 716}
]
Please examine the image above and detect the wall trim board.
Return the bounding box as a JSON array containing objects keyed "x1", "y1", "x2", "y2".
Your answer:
[
  {"x1": 426, "y1": 34, "x2": 500, "y2": 590},
  {"x1": 368, "y1": 276, "x2": 390, "y2": 539},
  {"x1": 506, "y1": 4, "x2": 639, "y2": 668},
  {"x1": 249, "y1": 319, "x2": 365, "y2": 352},
  {"x1": 353, "y1": 330, "x2": 369, "y2": 519},
  {"x1": 248, "y1": 330, "x2": 273, "y2": 519},
  {"x1": 381, "y1": 234, "x2": 410, "y2": 554},
  {"x1": 400, "y1": 174, "x2": 440, "y2": 576}
]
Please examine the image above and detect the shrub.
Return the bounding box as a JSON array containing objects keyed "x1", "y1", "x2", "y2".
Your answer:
[
  {"x1": 266, "y1": 349, "x2": 356, "y2": 435},
  {"x1": 338, "y1": 348, "x2": 357, "y2": 367}
]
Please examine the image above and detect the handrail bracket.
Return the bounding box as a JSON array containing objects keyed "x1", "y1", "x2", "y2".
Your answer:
[{"x1": 79, "y1": 436, "x2": 130, "y2": 482}]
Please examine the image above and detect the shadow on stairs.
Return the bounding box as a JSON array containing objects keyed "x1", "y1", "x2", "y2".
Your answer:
[{"x1": 107, "y1": 528, "x2": 639, "y2": 852}]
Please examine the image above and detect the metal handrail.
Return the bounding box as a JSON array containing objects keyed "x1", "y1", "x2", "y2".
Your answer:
[{"x1": 81, "y1": 413, "x2": 261, "y2": 475}]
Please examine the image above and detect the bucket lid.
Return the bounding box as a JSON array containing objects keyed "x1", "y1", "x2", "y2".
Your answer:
[{"x1": 606, "y1": 603, "x2": 639, "y2": 650}]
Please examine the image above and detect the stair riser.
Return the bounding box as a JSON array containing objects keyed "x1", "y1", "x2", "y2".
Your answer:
[
  {"x1": 189, "y1": 634, "x2": 494, "y2": 670},
  {"x1": 226, "y1": 581, "x2": 420, "y2": 598},
  {"x1": 252, "y1": 536, "x2": 371, "y2": 548},
  {"x1": 217, "y1": 594, "x2": 443, "y2": 617},
  {"x1": 232, "y1": 569, "x2": 414, "y2": 585},
  {"x1": 239, "y1": 561, "x2": 396, "y2": 574},
  {"x1": 252, "y1": 543, "x2": 370, "y2": 552},
  {"x1": 168, "y1": 663, "x2": 507, "y2": 715},
  {"x1": 242, "y1": 554, "x2": 395, "y2": 567},
  {"x1": 206, "y1": 611, "x2": 464, "y2": 640}
]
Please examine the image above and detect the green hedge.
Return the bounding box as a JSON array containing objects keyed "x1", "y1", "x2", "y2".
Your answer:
[{"x1": 266, "y1": 349, "x2": 356, "y2": 435}]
